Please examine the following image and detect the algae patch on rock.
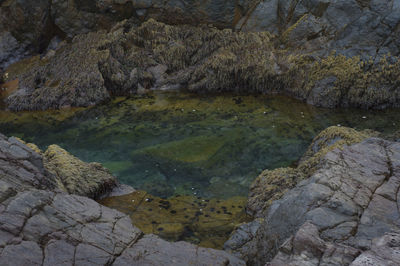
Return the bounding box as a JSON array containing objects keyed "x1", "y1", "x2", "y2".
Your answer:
[{"x1": 99, "y1": 190, "x2": 249, "y2": 249}]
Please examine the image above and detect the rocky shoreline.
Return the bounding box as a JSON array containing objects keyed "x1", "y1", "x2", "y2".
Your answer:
[
  {"x1": 1, "y1": 0, "x2": 400, "y2": 110},
  {"x1": 0, "y1": 133, "x2": 244, "y2": 265},
  {"x1": 1, "y1": 127, "x2": 399, "y2": 265},
  {"x1": 225, "y1": 126, "x2": 400, "y2": 265},
  {"x1": 1, "y1": 0, "x2": 400, "y2": 265}
]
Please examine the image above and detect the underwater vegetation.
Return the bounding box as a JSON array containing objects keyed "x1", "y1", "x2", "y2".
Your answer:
[{"x1": 1, "y1": 92, "x2": 399, "y2": 199}]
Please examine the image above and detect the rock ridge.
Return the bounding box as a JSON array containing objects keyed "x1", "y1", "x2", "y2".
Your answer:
[{"x1": 225, "y1": 127, "x2": 400, "y2": 265}]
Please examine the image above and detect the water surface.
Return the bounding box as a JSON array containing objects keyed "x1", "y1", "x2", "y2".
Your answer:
[{"x1": 1, "y1": 92, "x2": 399, "y2": 199}]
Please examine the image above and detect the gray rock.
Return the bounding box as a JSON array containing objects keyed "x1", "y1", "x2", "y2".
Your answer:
[
  {"x1": 0, "y1": 135, "x2": 246, "y2": 265},
  {"x1": 267, "y1": 222, "x2": 361, "y2": 266},
  {"x1": 242, "y1": 0, "x2": 400, "y2": 59},
  {"x1": 228, "y1": 136, "x2": 400, "y2": 265},
  {"x1": 114, "y1": 234, "x2": 245, "y2": 266},
  {"x1": 0, "y1": 241, "x2": 43, "y2": 266},
  {"x1": 0, "y1": 0, "x2": 54, "y2": 68},
  {"x1": 50, "y1": 0, "x2": 253, "y2": 37},
  {"x1": 351, "y1": 231, "x2": 400, "y2": 266}
]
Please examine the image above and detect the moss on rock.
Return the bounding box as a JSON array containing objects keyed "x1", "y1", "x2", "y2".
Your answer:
[
  {"x1": 43, "y1": 145, "x2": 117, "y2": 198},
  {"x1": 247, "y1": 126, "x2": 377, "y2": 217},
  {"x1": 4, "y1": 18, "x2": 400, "y2": 110}
]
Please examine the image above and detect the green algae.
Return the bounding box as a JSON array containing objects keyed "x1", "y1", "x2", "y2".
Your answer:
[
  {"x1": 98, "y1": 191, "x2": 249, "y2": 249},
  {"x1": 0, "y1": 91, "x2": 399, "y2": 199}
]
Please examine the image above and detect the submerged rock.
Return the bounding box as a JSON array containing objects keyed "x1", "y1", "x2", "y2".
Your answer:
[
  {"x1": 99, "y1": 190, "x2": 249, "y2": 249},
  {"x1": 0, "y1": 133, "x2": 245, "y2": 265},
  {"x1": 226, "y1": 128, "x2": 400, "y2": 265}
]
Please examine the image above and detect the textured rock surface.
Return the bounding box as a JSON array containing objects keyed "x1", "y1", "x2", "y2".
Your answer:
[
  {"x1": 51, "y1": 0, "x2": 254, "y2": 37},
  {"x1": 9, "y1": 136, "x2": 118, "y2": 199},
  {"x1": 4, "y1": 18, "x2": 400, "y2": 111},
  {"x1": 1, "y1": 0, "x2": 400, "y2": 110},
  {"x1": 226, "y1": 130, "x2": 400, "y2": 265},
  {"x1": 0, "y1": 0, "x2": 55, "y2": 68},
  {"x1": 43, "y1": 145, "x2": 117, "y2": 199},
  {"x1": 267, "y1": 223, "x2": 400, "y2": 266},
  {"x1": 0, "y1": 134, "x2": 245, "y2": 265},
  {"x1": 246, "y1": 126, "x2": 375, "y2": 218},
  {"x1": 240, "y1": 0, "x2": 400, "y2": 59},
  {"x1": 0, "y1": 0, "x2": 254, "y2": 69}
]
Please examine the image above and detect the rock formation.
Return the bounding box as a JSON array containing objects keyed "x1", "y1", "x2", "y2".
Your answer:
[
  {"x1": 225, "y1": 127, "x2": 400, "y2": 265},
  {"x1": 0, "y1": 133, "x2": 244, "y2": 265},
  {"x1": 240, "y1": 0, "x2": 400, "y2": 59},
  {"x1": 1, "y1": 0, "x2": 400, "y2": 110},
  {"x1": 2, "y1": 18, "x2": 400, "y2": 111},
  {"x1": 0, "y1": 0, "x2": 255, "y2": 69}
]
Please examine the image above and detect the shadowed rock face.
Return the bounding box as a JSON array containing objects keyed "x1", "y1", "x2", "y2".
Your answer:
[
  {"x1": 240, "y1": 0, "x2": 400, "y2": 59},
  {"x1": 225, "y1": 130, "x2": 400, "y2": 265},
  {"x1": 0, "y1": 133, "x2": 245, "y2": 265},
  {"x1": 3, "y1": 19, "x2": 400, "y2": 111},
  {"x1": 0, "y1": 0, "x2": 54, "y2": 68},
  {"x1": 51, "y1": 0, "x2": 254, "y2": 36},
  {"x1": 0, "y1": 0, "x2": 254, "y2": 69},
  {"x1": 2, "y1": 1, "x2": 400, "y2": 110}
]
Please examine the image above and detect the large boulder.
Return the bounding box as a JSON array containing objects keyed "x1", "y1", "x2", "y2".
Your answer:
[{"x1": 225, "y1": 129, "x2": 400, "y2": 265}]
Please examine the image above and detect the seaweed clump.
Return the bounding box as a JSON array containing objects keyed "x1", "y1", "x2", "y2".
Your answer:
[{"x1": 247, "y1": 126, "x2": 377, "y2": 217}]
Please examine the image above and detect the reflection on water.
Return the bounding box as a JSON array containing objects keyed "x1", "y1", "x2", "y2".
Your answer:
[{"x1": 1, "y1": 92, "x2": 399, "y2": 199}]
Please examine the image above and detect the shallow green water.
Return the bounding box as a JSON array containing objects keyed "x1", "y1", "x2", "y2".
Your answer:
[{"x1": 1, "y1": 92, "x2": 399, "y2": 199}]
